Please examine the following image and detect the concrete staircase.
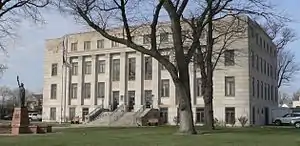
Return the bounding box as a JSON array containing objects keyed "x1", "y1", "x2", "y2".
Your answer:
[{"x1": 110, "y1": 112, "x2": 136, "y2": 127}]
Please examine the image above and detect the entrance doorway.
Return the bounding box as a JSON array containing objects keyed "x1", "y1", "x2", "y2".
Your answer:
[
  {"x1": 112, "y1": 91, "x2": 120, "y2": 111},
  {"x1": 264, "y1": 107, "x2": 269, "y2": 125},
  {"x1": 128, "y1": 91, "x2": 135, "y2": 112},
  {"x1": 145, "y1": 90, "x2": 152, "y2": 108},
  {"x1": 82, "y1": 108, "x2": 89, "y2": 122}
]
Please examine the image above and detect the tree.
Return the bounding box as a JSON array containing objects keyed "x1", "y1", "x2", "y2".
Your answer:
[
  {"x1": 0, "y1": 86, "x2": 13, "y2": 117},
  {"x1": 0, "y1": 0, "x2": 49, "y2": 76},
  {"x1": 57, "y1": 0, "x2": 287, "y2": 133},
  {"x1": 263, "y1": 22, "x2": 299, "y2": 88}
]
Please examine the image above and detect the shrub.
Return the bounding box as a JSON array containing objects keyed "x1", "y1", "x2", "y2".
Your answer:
[{"x1": 238, "y1": 116, "x2": 248, "y2": 127}]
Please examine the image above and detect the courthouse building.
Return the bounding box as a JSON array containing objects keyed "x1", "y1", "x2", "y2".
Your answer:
[{"x1": 42, "y1": 16, "x2": 278, "y2": 126}]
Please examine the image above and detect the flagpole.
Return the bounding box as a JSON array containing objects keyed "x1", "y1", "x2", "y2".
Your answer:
[{"x1": 63, "y1": 36, "x2": 69, "y2": 123}]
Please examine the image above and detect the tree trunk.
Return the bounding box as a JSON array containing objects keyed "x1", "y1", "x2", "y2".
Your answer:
[
  {"x1": 203, "y1": 81, "x2": 214, "y2": 130},
  {"x1": 175, "y1": 81, "x2": 197, "y2": 134}
]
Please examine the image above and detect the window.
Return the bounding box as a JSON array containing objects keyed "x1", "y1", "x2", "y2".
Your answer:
[
  {"x1": 83, "y1": 83, "x2": 91, "y2": 99},
  {"x1": 259, "y1": 37, "x2": 262, "y2": 47},
  {"x1": 224, "y1": 50, "x2": 235, "y2": 66},
  {"x1": 51, "y1": 63, "x2": 58, "y2": 76},
  {"x1": 97, "y1": 82, "x2": 105, "y2": 98},
  {"x1": 143, "y1": 34, "x2": 151, "y2": 44},
  {"x1": 196, "y1": 108, "x2": 205, "y2": 123},
  {"x1": 196, "y1": 78, "x2": 202, "y2": 97},
  {"x1": 225, "y1": 107, "x2": 235, "y2": 124},
  {"x1": 263, "y1": 60, "x2": 266, "y2": 74},
  {"x1": 84, "y1": 41, "x2": 91, "y2": 50},
  {"x1": 144, "y1": 57, "x2": 152, "y2": 80},
  {"x1": 255, "y1": 33, "x2": 259, "y2": 45},
  {"x1": 256, "y1": 55, "x2": 259, "y2": 71},
  {"x1": 97, "y1": 39, "x2": 104, "y2": 49},
  {"x1": 160, "y1": 108, "x2": 168, "y2": 124},
  {"x1": 161, "y1": 79, "x2": 170, "y2": 97},
  {"x1": 263, "y1": 40, "x2": 266, "y2": 49},
  {"x1": 260, "y1": 57, "x2": 263, "y2": 73},
  {"x1": 264, "y1": 83, "x2": 267, "y2": 100},
  {"x1": 128, "y1": 58, "x2": 136, "y2": 81},
  {"x1": 144, "y1": 90, "x2": 152, "y2": 107},
  {"x1": 112, "y1": 91, "x2": 120, "y2": 105},
  {"x1": 112, "y1": 59, "x2": 120, "y2": 81},
  {"x1": 160, "y1": 33, "x2": 169, "y2": 43},
  {"x1": 71, "y1": 62, "x2": 78, "y2": 75},
  {"x1": 84, "y1": 61, "x2": 92, "y2": 75},
  {"x1": 69, "y1": 107, "x2": 76, "y2": 121},
  {"x1": 261, "y1": 81, "x2": 263, "y2": 99},
  {"x1": 225, "y1": 76, "x2": 235, "y2": 96},
  {"x1": 270, "y1": 65, "x2": 273, "y2": 78},
  {"x1": 275, "y1": 88, "x2": 278, "y2": 103},
  {"x1": 70, "y1": 83, "x2": 77, "y2": 99},
  {"x1": 251, "y1": 50, "x2": 254, "y2": 68},
  {"x1": 111, "y1": 41, "x2": 119, "y2": 47},
  {"x1": 97, "y1": 60, "x2": 105, "y2": 74},
  {"x1": 256, "y1": 80, "x2": 260, "y2": 98},
  {"x1": 252, "y1": 77, "x2": 255, "y2": 96},
  {"x1": 271, "y1": 85, "x2": 274, "y2": 101},
  {"x1": 50, "y1": 107, "x2": 56, "y2": 120},
  {"x1": 267, "y1": 64, "x2": 270, "y2": 76},
  {"x1": 50, "y1": 84, "x2": 57, "y2": 99},
  {"x1": 161, "y1": 55, "x2": 169, "y2": 70},
  {"x1": 71, "y1": 42, "x2": 77, "y2": 51},
  {"x1": 268, "y1": 84, "x2": 270, "y2": 100},
  {"x1": 252, "y1": 106, "x2": 256, "y2": 124},
  {"x1": 82, "y1": 108, "x2": 89, "y2": 122}
]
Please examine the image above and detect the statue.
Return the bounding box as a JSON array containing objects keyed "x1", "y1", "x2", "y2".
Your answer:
[{"x1": 17, "y1": 76, "x2": 26, "y2": 108}]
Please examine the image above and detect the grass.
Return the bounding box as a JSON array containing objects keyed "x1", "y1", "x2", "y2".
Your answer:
[{"x1": 0, "y1": 126, "x2": 300, "y2": 146}]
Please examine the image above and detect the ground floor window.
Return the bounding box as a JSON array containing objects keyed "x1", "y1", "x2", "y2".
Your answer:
[
  {"x1": 160, "y1": 108, "x2": 168, "y2": 124},
  {"x1": 50, "y1": 107, "x2": 56, "y2": 120},
  {"x1": 252, "y1": 106, "x2": 256, "y2": 125},
  {"x1": 225, "y1": 107, "x2": 235, "y2": 124},
  {"x1": 196, "y1": 108, "x2": 205, "y2": 123},
  {"x1": 69, "y1": 107, "x2": 76, "y2": 121}
]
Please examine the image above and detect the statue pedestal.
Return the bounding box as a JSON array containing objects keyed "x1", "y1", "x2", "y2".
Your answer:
[{"x1": 11, "y1": 107, "x2": 30, "y2": 135}]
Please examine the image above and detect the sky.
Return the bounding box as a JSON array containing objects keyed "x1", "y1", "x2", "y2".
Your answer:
[{"x1": 0, "y1": 1, "x2": 299, "y2": 94}]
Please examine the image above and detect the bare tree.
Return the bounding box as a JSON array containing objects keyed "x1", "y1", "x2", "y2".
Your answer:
[
  {"x1": 263, "y1": 22, "x2": 299, "y2": 88},
  {"x1": 0, "y1": 86, "x2": 12, "y2": 117}
]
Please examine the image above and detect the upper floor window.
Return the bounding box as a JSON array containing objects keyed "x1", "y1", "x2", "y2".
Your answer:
[
  {"x1": 225, "y1": 76, "x2": 235, "y2": 97},
  {"x1": 251, "y1": 50, "x2": 254, "y2": 68},
  {"x1": 145, "y1": 56, "x2": 152, "y2": 80},
  {"x1": 97, "y1": 82, "x2": 105, "y2": 98},
  {"x1": 196, "y1": 78, "x2": 202, "y2": 97},
  {"x1": 83, "y1": 83, "x2": 91, "y2": 99},
  {"x1": 111, "y1": 41, "x2": 119, "y2": 47},
  {"x1": 70, "y1": 83, "x2": 77, "y2": 99},
  {"x1": 71, "y1": 42, "x2": 77, "y2": 51},
  {"x1": 51, "y1": 63, "x2": 58, "y2": 76},
  {"x1": 84, "y1": 41, "x2": 91, "y2": 50},
  {"x1": 224, "y1": 50, "x2": 235, "y2": 66},
  {"x1": 97, "y1": 60, "x2": 105, "y2": 74},
  {"x1": 161, "y1": 79, "x2": 170, "y2": 97},
  {"x1": 71, "y1": 62, "x2": 78, "y2": 76},
  {"x1": 84, "y1": 61, "x2": 92, "y2": 75},
  {"x1": 50, "y1": 84, "x2": 57, "y2": 99},
  {"x1": 143, "y1": 34, "x2": 151, "y2": 44},
  {"x1": 128, "y1": 58, "x2": 136, "y2": 81},
  {"x1": 256, "y1": 55, "x2": 259, "y2": 71},
  {"x1": 112, "y1": 59, "x2": 120, "y2": 81},
  {"x1": 160, "y1": 33, "x2": 169, "y2": 43},
  {"x1": 97, "y1": 39, "x2": 104, "y2": 49}
]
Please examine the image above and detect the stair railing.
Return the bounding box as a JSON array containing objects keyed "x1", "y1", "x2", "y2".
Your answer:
[
  {"x1": 85, "y1": 106, "x2": 104, "y2": 123},
  {"x1": 132, "y1": 105, "x2": 146, "y2": 125},
  {"x1": 109, "y1": 104, "x2": 126, "y2": 125}
]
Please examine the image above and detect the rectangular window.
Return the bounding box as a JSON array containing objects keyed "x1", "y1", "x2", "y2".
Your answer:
[
  {"x1": 196, "y1": 78, "x2": 202, "y2": 97},
  {"x1": 267, "y1": 64, "x2": 270, "y2": 76},
  {"x1": 160, "y1": 33, "x2": 169, "y2": 43},
  {"x1": 259, "y1": 37, "x2": 262, "y2": 47},
  {"x1": 71, "y1": 62, "x2": 78, "y2": 75},
  {"x1": 144, "y1": 56, "x2": 152, "y2": 80},
  {"x1": 224, "y1": 50, "x2": 235, "y2": 66},
  {"x1": 161, "y1": 79, "x2": 170, "y2": 97},
  {"x1": 264, "y1": 60, "x2": 266, "y2": 74},
  {"x1": 268, "y1": 84, "x2": 270, "y2": 100},
  {"x1": 83, "y1": 83, "x2": 91, "y2": 99},
  {"x1": 196, "y1": 108, "x2": 205, "y2": 123},
  {"x1": 111, "y1": 41, "x2": 119, "y2": 47},
  {"x1": 84, "y1": 61, "x2": 92, "y2": 75},
  {"x1": 69, "y1": 107, "x2": 76, "y2": 121},
  {"x1": 256, "y1": 55, "x2": 259, "y2": 71},
  {"x1": 97, "y1": 39, "x2": 104, "y2": 49},
  {"x1": 264, "y1": 83, "x2": 267, "y2": 100},
  {"x1": 260, "y1": 57, "x2": 263, "y2": 73},
  {"x1": 225, "y1": 107, "x2": 235, "y2": 124},
  {"x1": 143, "y1": 34, "x2": 151, "y2": 44},
  {"x1": 112, "y1": 59, "x2": 120, "y2": 81},
  {"x1": 251, "y1": 50, "x2": 254, "y2": 68},
  {"x1": 255, "y1": 33, "x2": 259, "y2": 45},
  {"x1": 71, "y1": 42, "x2": 77, "y2": 51},
  {"x1": 225, "y1": 76, "x2": 235, "y2": 96},
  {"x1": 97, "y1": 82, "x2": 105, "y2": 98},
  {"x1": 256, "y1": 80, "x2": 260, "y2": 98},
  {"x1": 252, "y1": 77, "x2": 255, "y2": 96},
  {"x1": 270, "y1": 65, "x2": 273, "y2": 78},
  {"x1": 261, "y1": 81, "x2": 263, "y2": 99},
  {"x1": 97, "y1": 60, "x2": 105, "y2": 74},
  {"x1": 128, "y1": 58, "x2": 136, "y2": 81},
  {"x1": 51, "y1": 63, "x2": 58, "y2": 76},
  {"x1": 50, "y1": 107, "x2": 56, "y2": 120},
  {"x1": 144, "y1": 90, "x2": 152, "y2": 107},
  {"x1": 271, "y1": 85, "x2": 274, "y2": 101},
  {"x1": 50, "y1": 84, "x2": 57, "y2": 99},
  {"x1": 84, "y1": 41, "x2": 91, "y2": 50},
  {"x1": 70, "y1": 83, "x2": 77, "y2": 99}
]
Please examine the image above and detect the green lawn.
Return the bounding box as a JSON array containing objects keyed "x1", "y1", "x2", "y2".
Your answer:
[{"x1": 0, "y1": 126, "x2": 300, "y2": 146}]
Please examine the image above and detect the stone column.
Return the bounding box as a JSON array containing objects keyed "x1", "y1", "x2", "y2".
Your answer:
[
  {"x1": 152, "y1": 58, "x2": 160, "y2": 109},
  {"x1": 104, "y1": 53, "x2": 111, "y2": 109},
  {"x1": 134, "y1": 52, "x2": 144, "y2": 111},
  {"x1": 77, "y1": 56, "x2": 83, "y2": 106},
  {"x1": 91, "y1": 55, "x2": 97, "y2": 106},
  {"x1": 119, "y1": 52, "x2": 127, "y2": 106}
]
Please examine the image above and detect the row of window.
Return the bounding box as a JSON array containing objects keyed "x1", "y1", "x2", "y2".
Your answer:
[
  {"x1": 251, "y1": 51, "x2": 276, "y2": 79},
  {"x1": 49, "y1": 106, "x2": 235, "y2": 125},
  {"x1": 251, "y1": 77, "x2": 278, "y2": 102},
  {"x1": 68, "y1": 33, "x2": 170, "y2": 52}
]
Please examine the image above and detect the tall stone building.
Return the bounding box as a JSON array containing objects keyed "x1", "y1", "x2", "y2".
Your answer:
[{"x1": 42, "y1": 16, "x2": 278, "y2": 126}]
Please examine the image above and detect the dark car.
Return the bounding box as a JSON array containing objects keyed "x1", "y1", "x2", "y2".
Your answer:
[{"x1": 2, "y1": 115, "x2": 12, "y2": 120}]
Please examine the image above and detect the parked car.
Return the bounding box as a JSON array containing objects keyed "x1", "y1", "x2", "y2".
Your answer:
[
  {"x1": 2, "y1": 114, "x2": 12, "y2": 120},
  {"x1": 290, "y1": 118, "x2": 300, "y2": 128},
  {"x1": 71, "y1": 116, "x2": 81, "y2": 124},
  {"x1": 273, "y1": 112, "x2": 300, "y2": 126},
  {"x1": 28, "y1": 113, "x2": 42, "y2": 121}
]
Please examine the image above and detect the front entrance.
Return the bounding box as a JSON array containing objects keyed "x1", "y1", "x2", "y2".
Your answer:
[
  {"x1": 128, "y1": 91, "x2": 135, "y2": 112},
  {"x1": 145, "y1": 90, "x2": 152, "y2": 108},
  {"x1": 265, "y1": 107, "x2": 269, "y2": 125},
  {"x1": 82, "y1": 108, "x2": 89, "y2": 122},
  {"x1": 112, "y1": 91, "x2": 120, "y2": 111}
]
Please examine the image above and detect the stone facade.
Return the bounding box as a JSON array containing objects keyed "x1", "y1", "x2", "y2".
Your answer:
[{"x1": 42, "y1": 16, "x2": 278, "y2": 126}]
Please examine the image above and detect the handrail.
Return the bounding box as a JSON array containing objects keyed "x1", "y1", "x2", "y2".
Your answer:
[
  {"x1": 86, "y1": 106, "x2": 104, "y2": 122},
  {"x1": 109, "y1": 104, "x2": 126, "y2": 125},
  {"x1": 132, "y1": 105, "x2": 146, "y2": 125}
]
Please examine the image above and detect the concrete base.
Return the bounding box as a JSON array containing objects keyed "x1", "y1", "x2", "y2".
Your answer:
[{"x1": 11, "y1": 107, "x2": 30, "y2": 135}]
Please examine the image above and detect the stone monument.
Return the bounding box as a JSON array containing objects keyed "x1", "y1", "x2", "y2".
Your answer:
[{"x1": 11, "y1": 76, "x2": 30, "y2": 135}]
